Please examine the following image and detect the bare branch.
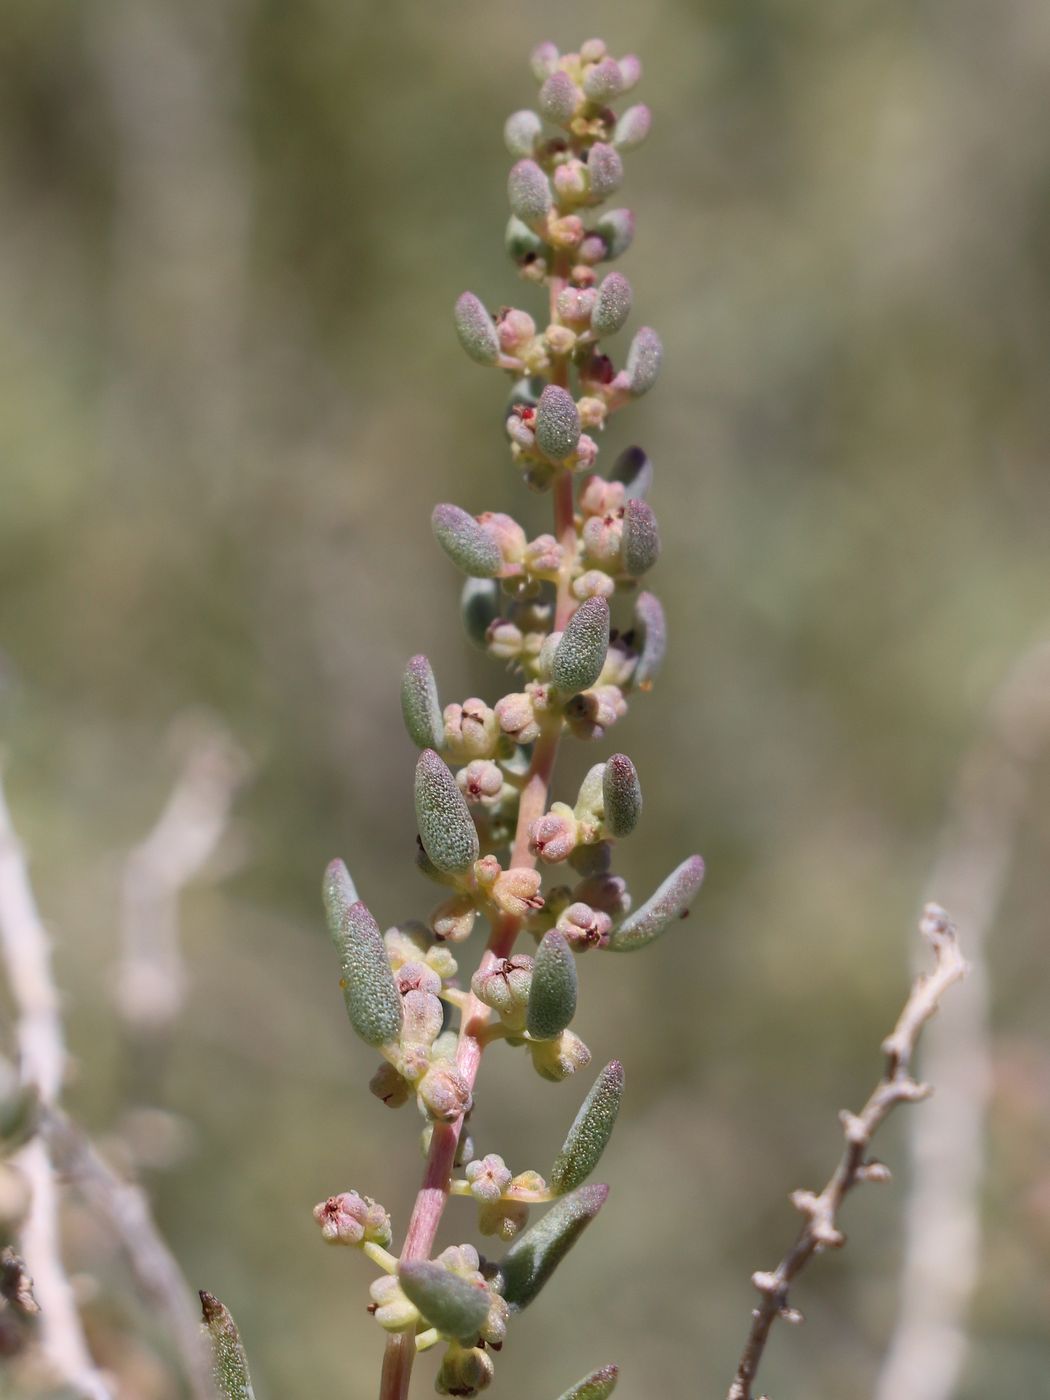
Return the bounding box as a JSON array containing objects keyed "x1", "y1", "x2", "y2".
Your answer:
[
  {"x1": 874, "y1": 640, "x2": 1050, "y2": 1400},
  {"x1": 726, "y1": 904, "x2": 967, "y2": 1400},
  {"x1": 117, "y1": 714, "x2": 248, "y2": 1038},
  {"x1": 0, "y1": 773, "x2": 114, "y2": 1399}
]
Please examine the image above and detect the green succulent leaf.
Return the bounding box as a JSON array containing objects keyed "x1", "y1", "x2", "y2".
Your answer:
[
  {"x1": 527, "y1": 930, "x2": 578, "y2": 1041},
  {"x1": 607, "y1": 855, "x2": 705, "y2": 952},
  {"x1": 200, "y1": 1291, "x2": 256, "y2": 1400},
  {"x1": 398, "y1": 1262, "x2": 491, "y2": 1343},
  {"x1": 415, "y1": 748, "x2": 480, "y2": 875},
  {"x1": 401, "y1": 655, "x2": 443, "y2": 749},
  {"x1": 495, "y1": 1183, "x2": 609, "y2": 1312},
  {"x1": 432, "y1": 504, "x2": 504, "y2": 578},
  {"x1": 552, "y1": 596, "x2": 609, "y2": 695},
  {"x1": 621, "y1": 499, "x2": 660, "y2": 577},
  {"x1": 535, "y1": 385, "x2": 582, "y2": 462},
  {"x1": 508, "y1": 158, "x2": 553, "y2": 230},
  {"x1": 625, "y1": 326, "x2": 662, "y2": 396},
  {"x1": 602, "y1": 755, "x2": 642, "y2": 838},
  {"x1": 454, "y1": 292, "x2": 501, "y2": 366},
  {"x1": 594, "y1": 208, "x2": 635, "y2": 261},
  {"x1": 327, "y1": 894, "x2": 403, "y2": 1047},
  {"x1": 633, "y1": 590, "x2": 666, "y2": 687},
  {"x1": 460, "y1": 577, "x2": 501, "y2": 650},
  {"x1": 609, "y1": 444, "x2": 652, "y2": 500},
  {"x1": 550, "y1": 1061, "x2": 624, "y2": 1194},
  {"x1": 591, "y1": 272, "x2": 632, "y2": 337},
  {"x1": 556, "y1": 1364, "x2": 620, "y2": 1400}
]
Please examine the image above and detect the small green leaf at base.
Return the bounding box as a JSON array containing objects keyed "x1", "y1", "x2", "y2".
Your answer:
[
  {"x1": 398, "y1": 1262, "x2": 490, "y2": 1343},
  {"x1": 495, "y1": 1183, "x2": 609, "y2": 1312},
  {"x1": 550, "y1": 1061, "x2": 624, "y2": 1193},
  {"x1": 200, "y1": 1291, "x2": 256, "y2": 1400},
  {"x1": 556, "y1": 1364, "x2": 620, "y2": 1400},
  {"x1": 401, "y1": 655, "x2": 444, "y2": 750},
  {"x1": 328, "y1": 897, "x2": 403, "y2": 1046},
  {"x1": 415, "y1": 748, "x2": 480, "y2": 875},
  {"x1": 607, "y1": 855, "x2": 705, "y2": 952}
]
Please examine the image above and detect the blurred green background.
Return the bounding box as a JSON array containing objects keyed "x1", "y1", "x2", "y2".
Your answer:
[{"x1": 1, "y1": 1, "x2": 1049, "y2": 1397}]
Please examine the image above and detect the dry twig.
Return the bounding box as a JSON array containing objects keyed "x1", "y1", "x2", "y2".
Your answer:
[
  {"x1": 874, "y1": 641, "x2": 1050, "y2": 1400},
  {"x1": 0, "y1": 772, "x2": 114, "y2": 1399},
  {"x1": 726, "y1": 903, "x2": 967, "y2": 1400}
]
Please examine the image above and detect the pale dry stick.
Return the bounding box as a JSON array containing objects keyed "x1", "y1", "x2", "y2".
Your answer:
[
  {"x1": 117, "y1": 715, "x2": 248, "y2": 1040},
  {"x1": 726, "y1": 904, "x2": 968, "y2": 1400},
  {"x1": 0, "y1": 773, "x2": 114, "y2": 1400},
  {"x1": 42, "y1": 1105, "x2": 215, "y2": 1400},
  {"x1": 875, "y1": 641, "x2": 1050, "y2": 1400},
  {"x1": 378, "y1": 255, "x2": 576, "y2": 1400}
]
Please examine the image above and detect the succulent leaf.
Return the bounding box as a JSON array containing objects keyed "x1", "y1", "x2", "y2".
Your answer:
[
  {"x1": 460, "y1": 577, "x2": 501, "y2": 649},
  {"x1": 609, "y1": 445, "x2": 652, "y2": 499},
  {"x1": 504, "y1": 109, "x2": 542, "y2": 158},
  {"x1": 327, "y1": 896, "x2": 403, "y2": 1047},
  {"x1": 414, "y1": 749, "x2": 480, "y2": 876},
  {"x1": 200, "y1": 1292, "x2": 257, "y2": 1400},
  {"x1": 594, "y1": 208, "x2": 635, "y2": 261},
  {"x1": 602, "y1": 755, "x2": 642, "y2": 838},
  {"x1": 508, "y1": 158, "x2": 553, "y2": 231},
  {"x1": 527, "y1": 930, "x2": 578, "y2": 1041},
  {"x1": 495, "y1": 1183, "x2": 609, "y2": 1312},
  {"x1": 322, "y1": 858, "x2": 359, "y2": 931},
  {"x1": 607, "y1": 855, "x2": 705, "y2": 952},
  {"x1": 454, "y1": 292, "x2": 501, "y2": 366},
  {"x1": 625, "y1": 326, "x2": 663, "y2": 396},
  {"x1": 614, "y1": 102, "x2": 652, "y2": 150},
  {"x1": 552, "y1": 596, "x2": 610, "y2": 695},
  {"x1": 550, "y1": 1061, "x2": 625, "y2": 1193},
  {"x1": 556, "y1": 1364, "x2": 620, "y2": 1400},
  {"x1": 401, "y1": 655, "x2": 443, "y2": 749},
  {"x1": 535, "y1": 385, "x2": 581, "y2": 462},
  {"x1": 398, "y1": 1262, "x2": 490, "y2": 1343},
  {"x1": 591, "y1": 272, "x2": 632, "y2": 337},
  {"x1": 633, "y1": 590, "x2": 667, "y2": 687},
  {"x1": 621, "y1": 498, "x2": 661, "y2": 577},
  {"x1": 432, "y1": 504, "x2": 503, "y2": 578}
]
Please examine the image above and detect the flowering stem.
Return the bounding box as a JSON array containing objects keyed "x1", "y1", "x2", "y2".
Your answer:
[{"x1": 379, "y1": 676, "x2": 565, "y2": 1400}]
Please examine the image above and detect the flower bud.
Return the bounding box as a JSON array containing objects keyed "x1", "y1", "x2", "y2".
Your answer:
[
  {"x1": 555, "y1": 902, "x2": 611, "y2": 951},
  {"x1": 552, "y1": 596, "x2": 610, "y2": 695},
  {"x1": 430, "y1": 893, "x2": 478, "y2": 944},
  {"x1": 572, "y1": 872, "x2": 630, "y2": 919},
  {"x1": 633, "y1": 590, "x2": 666, "y2": 687},
  {"x1": 495, "y1": 1182, "x2": 608, "y2": 1311},
  {"x1": 495, "y1": 691, "x2": 540, "y2": 745},
  {"x1": 369, "y1": 1275, "x2": 419, "y2": 1332},
  {"x1": 492, "y1": 866, "x2": 544, "y2": 918},
  {"x1": 609, "y1": 444, "x2": 652, "y2": 499},
  {"x1": 607, "y1": 854, "x2": 705, "y2": 952},
  {"x1": 471, "y1": 954, "x2": 533, "y2": 1025},
  {"x1": 313, "y1": 1190, "x2": 391, "y2": 1248},
  {"x1": 401, "y1": 655, "x2": 443, "y2": 750},
  {"x1": 587, "y1": 143, "x2": 623, "y2": 202},
  {"x1": 508, "y1": 159, "x2": 553, "y2": 231},
  {"x1": 504, "y1": 109, "x2": 542, "y2": 158},
  {"x1": 478, "y1": 1198, "x2": 530, "y2": 1241},
  {"x1": 454, "y1": 292, "x2": 500, "y2": 366},
  {"x1": 625, "y1": 326, "x2": 663, "y2": 396},
  {"x1": 529, "y1": 802, "x2": 579, "y2": 863},
  {"x1": 370, "y1": 1060, "x2": 413, "y2": 1108},
  {"x1": 437, "y1": 1344, "x2": 494, "y2": 1397},
  {"x1": 444, "y1": 698, "x2": 499, "y2": 763},
  {"x1": 556, "y1": 286, "x2": 597, "y2": 327},
  {"x1": 614, "y1": 102, "x2": 651, "y2": 150},
  {"x1": 583, "y1": 57, "x2": 623, "y2": 102},
  {"x1": 573, "y1": 570, "x2": 616, "y2": 601},
  {"x1": 459, "y1": 759, "x2": 503, "y2": 805},
  {"x1": 556, "y1": 1364, "x2": 620, "y2": 1400},
  {"x1": 496, "y1": 308, "x2": 536, "y2": 356},
  {"x1": 594, "y1": 208, "x2": 635, "y2": 261},
  {"x1": 591, "y1": 272, "x2": 632, "y2": 337},
  {"x1": 328, "y1": 898, "x2": 403, "y2": 1049},
  {"x1": 529, "y1": 1029, "x2": 592, "y2": 1082},
  {"x1": 523, "y1": 533, "x2": 562, "y2": 577},
  {"x1": 538, "y1": 70, "x2": 579, "y2": 125},
  {"x1": 582, "y1": 512, "x2": 623, "y2": 569},
  {"x1": 527, "y1": 931, "x2": 577, "y2": 1041},
  {"x1": 534, "y1": 385, "x2": 581, "y2": 462},
  {"x1": 415, "y1": 749, "x2": 480, "y2": 876},
  {"x1": 618, "y1": 53, "x2": 642, "y2": 90},
  {"x1": 465, "y1": 1154, "x2": 513, "y2": 1203},
  {"x1": 505, "y1": 215, "x2": 546, "y2": 264},
  {"x1": 580, "y1": 37, "x2": 607, "y2": 63},
  {"x1": 417, "y1": 1063, "x2": 473, "y2": 1122},
  {"x1": 530, "y1": 40, "x2": 559, "y2": 80},
  {"x1": 602, "y1": 753, "x2": 642, "y2": 838}
]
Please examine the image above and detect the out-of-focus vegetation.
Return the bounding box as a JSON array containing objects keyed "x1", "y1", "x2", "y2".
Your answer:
[{"x1": 1, "y1": 2, "x2": 1048, "y2": 1397}]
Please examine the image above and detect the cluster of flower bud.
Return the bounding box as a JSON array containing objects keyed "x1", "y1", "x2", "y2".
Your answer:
[{"x1": 313, "y1": 1190, "x2": 392, "y2": 1249}]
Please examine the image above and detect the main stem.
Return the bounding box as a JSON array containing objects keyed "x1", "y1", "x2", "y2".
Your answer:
[{"x1": 378, "y1": 260, "x2": 574, "y2": 1400}]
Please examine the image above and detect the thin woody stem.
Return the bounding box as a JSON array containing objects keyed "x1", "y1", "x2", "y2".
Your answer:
[{"x1": 726, "y1": 904, "x2": 967, "y2": 1400}]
